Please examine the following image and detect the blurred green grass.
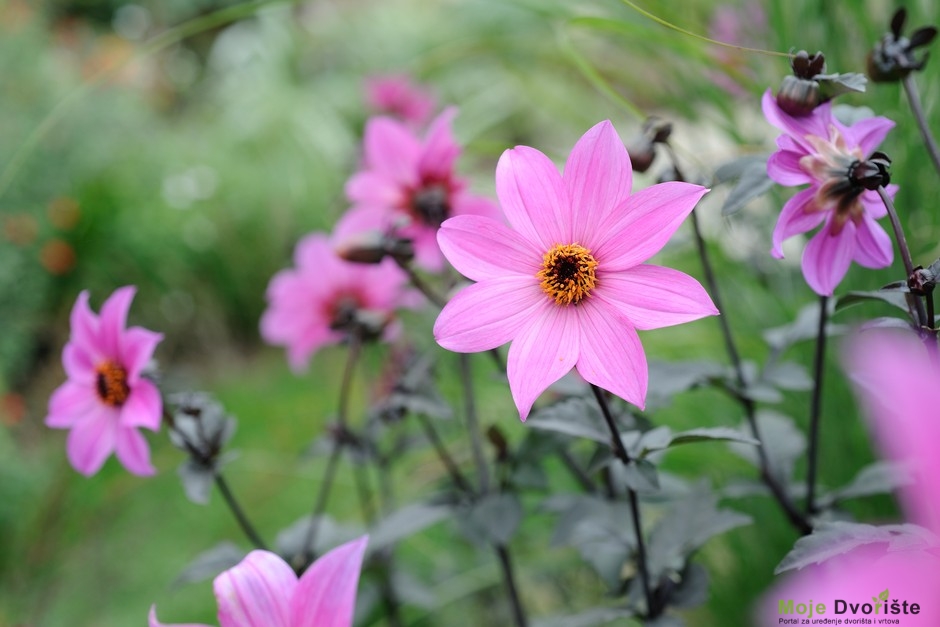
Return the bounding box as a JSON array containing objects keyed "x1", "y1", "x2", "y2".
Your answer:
[{"x1": 2, "y1": 0, "x2": 938, "y2": 625}]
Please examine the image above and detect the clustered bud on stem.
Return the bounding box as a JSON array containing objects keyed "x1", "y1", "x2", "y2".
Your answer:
[
  {"x1": 625, "y1": 116, "x2": 673, "y2": 173},
  {"x1": 868, "y1": 8, "x2": 937, "y2": 82}
]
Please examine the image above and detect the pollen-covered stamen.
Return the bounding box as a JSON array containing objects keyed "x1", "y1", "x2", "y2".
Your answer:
[
  {"x1": 410, "y1": 183, "x2": 450, "y2": 227},
  {"x1": 538, "y1": 243, "x2": 599, "y2": 306},
  {"x1": 95, "y1": 361, "x2": 130, "y2": 406}
]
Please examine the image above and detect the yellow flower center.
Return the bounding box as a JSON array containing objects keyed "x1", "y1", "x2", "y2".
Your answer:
[
  {"x1": 537, "y1": 243, "x2": 598, "y2": 306},
  {"x1": 95, "y1": 360, "x2": 130, "y2": 406}
]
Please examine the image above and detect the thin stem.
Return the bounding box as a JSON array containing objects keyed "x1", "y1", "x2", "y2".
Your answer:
[
  {"x1": 688, "y1": 203, "x2": 813, "y2": 535},
  {"x1": 395, "y1": 258, "x2": 447, "y2": 308},
  {"x1": 495, "y1": 544, "x2": 529, "y2": 627},
  {"x1": 804, "y1": 295, "x2": 829, "y2": 516},
  {"x1": 558, "y1": 449, "x2": 597, "y2": 494},
  {"x1": 902, "y1": 74, "x2": 940, "y2": 179},
  {"x1": 590, "y1": 385, "x2": 654, "y2": 617},
  {"x1": 459, "y1": 353, "x2": 491, "y2": 494},
  {"x1": 214, "y1": 475, "x2": 268, "y2": 550},
  {"x1": 416, "y1": 413, "x2": 476, "y2": 494},
  {"x1": 928, "y1": 290, "x2": 936, "y2": 331},
  {"x1": 877, "y1": 185, "x2": 928, "y2": 329}
]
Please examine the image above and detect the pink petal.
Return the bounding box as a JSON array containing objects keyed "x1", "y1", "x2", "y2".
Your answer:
[
  {"x1": 593, "y1": 182, "x2": 708, "y2": 270},
  {"x1": 761, "y1": 89, "x2": 830, "y2": 152},
  {"x1": 859, "y1": 184, "x2": 896, "y2": 220},
  {"x1": 853, "y1": 212, "x2": 893, "y2": 269},
  {"x1": 148, "y1": 605, "x2": 212, "y2": 627},
  {"x1": 98, "y1": 286, "x2": 136, "y2": 361},
  {"x1": 843, "y1": 115, "x2": 895, "y2": 156},
  {"x1": 434, "y1": 278, "x2": 544, "y2": 353},
  {"x1": 507, "y1": 304, "x2": 580, "y2": 421},
  {"x1": 771, "y1": 187, "x2": 827, "y2": 258},
  {"x1": 344, "y1": 171, "x2": 404, "y2": 209},
  {"x1": 214, "y1": 551, "x2": 296, "y2": 627},
  {"x1": 596, "y1": 264, "x2": 718, "y2": 330},
  {"x1": 418, "y1": 107, "x2": 460, "y2": 181},
  {"x1": 766, "y1": 149, "x2": 812, "y2": 186},
  {"x1": 119, "y1": 378, "x2": 162, "y2": 430},
  {"x1": 68, "y1": 290, "x2": 102, "y2": 360},
  {"x1": 363, "y1": 116, "x2": 421, "y2": 185},
  {"x1": 290, "y1": 536, "x2": 368, "y2": 627},
  {"x1": 576, "y1": 300, "x2": 647, "y2": 409},
  {"x1": 564, "y1": 120, "x2": 633, "y2": 241},
  {"x1": 46, "y1": 381, "x2": 99, "y2": 428},
  {"x1": 495, "y1": 145, "x2": 570, "y2": 249},
  {"x1": 62, "y1": 341, "x2": 96, "y2": 385},
  {"x1": 114, "y1": 427, "x2": 155, "y2": 476},
  {"x1": 801, "y1": 219, "x2": 857, "y2": 296},
  {"x1": 285, "y1": 326, "x2": 340, "y2": 373},
  {"x1": 333, "y1": 205, "x2": 398, "y2": 246},
  {"x1": 450, "y1": 191, "x2": 502, "y2": 222},
  {"x1": 438, "y1": 215, "x2": 542, "y2": 281},
  {"x1": 400, "y1": 222, "x2": 445, "y2": 272},
  {"x1": 66, "y1": 407, "x2": 118, "y2": 476},
  {"x1": 121, "y1": 327, "x2": 163, "y2": 383}
]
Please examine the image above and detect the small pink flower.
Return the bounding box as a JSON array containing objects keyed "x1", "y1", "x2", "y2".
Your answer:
[
  {"x1": 757, "y1": 331, "x2": 940, "y2": 625},
  {"x1": 260, "y1": 233, "x2": 411, "y2": 371},
  {"x1": 433, "y1": 120, "x2": 718, "y2": 420},
  {"x1": 364, "y1": 74, "x2": 435, "y2": 127},
  {"x1": 45, "y1": 286, "x2": 163, "y2": 476},
  {"x1": 150, "y1": 535, "x2": 368, "y2": 627},
  {"x1": 763, "y1": 89, "x2": 898, "y2": 296},
  {"x1": 335, "y1": 108, "x2": 501, "y2": 272}
]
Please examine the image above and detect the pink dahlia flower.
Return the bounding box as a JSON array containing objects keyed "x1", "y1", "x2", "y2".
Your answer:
[
  {"x1": 150, "y1": 535, "x2": 368, "y2": 627},
  {"x1": 757, "y1": 331, "x2": 940, "y2": 625},
  {"x1": 364, "y1": 73, "x2": 435, "y2": 127},
  {"x1": 433, "y1": 120, "x2": 718, "y2": 420},
  {"x1": 335, "y1": 108, "x2": 501, "y2": 272},
  {"x1": 762, "y1": 89, "x2": 898, "y2": 296},
  {"x1": 260, "y1": 233, "x2": 411, "y2": 371},
  {"x1": 45, "y1": 286, "x2": 163, "y2": 476}
]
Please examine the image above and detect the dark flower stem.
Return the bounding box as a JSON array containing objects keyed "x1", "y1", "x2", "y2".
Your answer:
[
  {"x1": 558, "y1": 449, "x2": 598, "y2": 493},
  {"x1": 804, "y1": 295, "x2": 828, "y2": 516},
  {"x1": 459, "y1": 353, "x2": 491, "y2": 494},
  {"x1": 395, "y1": 258, "x2": 447, "y2": 308},
  {"x1": 162, "y1": 408, "x2": 268, "y2": 550},
  {"x1": 877, "y1": 186, "x2": 928, "y2": 330},
  {"x1": 590, "y1": 385, "x2": 655, "y2": 618},
  {"x1": 496, "y1": 544, "x2": 528, "y2": 627},
  {"x1": 687, "y1": 207, "x2": 813, "y2": 535},
  {"x1": 902, "y1": 75, "x2": 940, "y2": 178},
  {"x1": 416, "y1": 412, "x2": 476, "y2": 494}
]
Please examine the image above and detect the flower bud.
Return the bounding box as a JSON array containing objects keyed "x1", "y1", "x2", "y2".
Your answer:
[{"x1": 868, "y1": 8, "x2": 937, "y2": 82}]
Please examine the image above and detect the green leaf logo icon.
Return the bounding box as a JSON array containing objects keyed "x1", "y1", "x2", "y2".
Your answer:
[{"x1": 879, "y1": 589, "x2": 890, "y2": 602}]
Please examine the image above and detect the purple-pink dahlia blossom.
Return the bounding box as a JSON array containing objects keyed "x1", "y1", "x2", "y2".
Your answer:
[
  {"x1": 335, "y1": 108, "x2": 501, "y2": 272},
  {"x1": 433, "y1": 120, "x2": 718, "y2": 420},
  {"x1": 757, "y1": 331, "x2": 940, "y2": 625},
  {"x1": 364, "y1": 73, "x2": 435, "y2": 127},
  {"x1": 260, "y1": 233, "x2": 411, "y2": 371},
  {"x1": 45, "y1": 286, "x2": 163, "y2": 476},
  {"x1": 762, "y1": 89, "x2": 898, "y2": 296},
  {"x1": 150, "y1": 535, "x2": 368, "y2": 627}
]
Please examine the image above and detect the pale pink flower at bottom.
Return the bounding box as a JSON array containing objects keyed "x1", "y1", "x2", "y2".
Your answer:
[
  {"x1": 44, "y1": 286, "x2": 163, "y2": 476},
  {"x1": 150, "y1": 536, "x2": 368, "y2": 627},
  {"x1": 433, "y1": 120, "x2": 718, "y2": 420}
]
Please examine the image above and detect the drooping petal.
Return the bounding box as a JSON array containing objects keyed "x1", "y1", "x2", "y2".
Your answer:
[
  {"x1": 114, "y1": 427, "x2": 155, "y2": 476},
  {"x1": 362, "y1": 116, "x2": 421, "y2": 185},
  {"x1": 800, "y1": 220, "x2": 857, "y2": 296},
  {"x1": 46, "y1": 381, "x2": 99, "y2": 428},
  {"x1": 506, "y1": 304, "x2": 580, "y2": 421},
  {"x1": 438, "y1": 215, "x2": 542, "y2": 281},
  {"x1": 760, "y1": 89, "x2": 830, "y2": 152},
  {"x1": 148, "y1": 605, "x2": 212, "y2": 627},
  {"x1": 214, "y1": 551, "x2": 296, "y2": 627},
  {"x1": 593, "y1": 182, "x2": 708, "y2": 270},
  {"x1": 290, "y1": 536, "x2": 368, "y2": 627},
  {"x1": 853, "y1": 212, "x2": 893, "y2": 269},
  {"x1": 121, "y1": 327, "x2": 163, "y2": 383},
  {"x1": 119, "y1": 378, "x2": 162, "y2": 430},
  {"x1": 564, "y1": 120, "x2": 633, "y2": 241},
  {"x1": 770, "y1": 187, "x2": 827, "y2": 258},
  {"x1": 596, "y1": 264, "x2": 718, "y2": 330},
  {"x1": 418, "y1": 107, "x2": 460, "y2": 181},
  {"x1": 66, "y1": 407, "x2": 118, "y2": 476},
  {"x1": 434, "y1": 278, "x2": 544, "y2": 353},
  {"x1": 576, "y1": 300, "x2": 647, "y2": 409},
  {"x1": 843, "y1": 115, "x2": 895, "y2": 157},
  {"x1": 766, "y1": 149, "x2": 812, "y2": 186},
  {"x1": 495, "y1": 145, "x2": 570, "y2": 248},
  {"x1": 97, "y1": 286, "x2": 136, "y2": 361}
]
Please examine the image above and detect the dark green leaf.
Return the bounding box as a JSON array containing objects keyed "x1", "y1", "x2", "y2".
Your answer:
[
  {"x1": 177, "y1": 459, "x2": 215, "y2": 505},
  {"x1": 646, "y1": 360, "x2": 726, "y2": 409},
  {"x1": 763, "y1": 300, "x2": 844, "y2": 351},
  {"x1": 666, "y1": 562, "x2": 709, "y2": 609},
  {"x1": 713, "y1": 155, "x2": 769, "y2": 184},
  {"x1": 617, "y1": 459, "x2": 660, "y2": 492},
  {"x1": 667, "y1": 428, "x2": 759, "y2": 448},
  {"x1": 527, "y1": 397, "x2": 609, "y2": 444},
  {"x1": 818, "y1": 73, "x2": 867, "y2": 99},
  {"x1": 821, "y1": 461, "x2": 912, "y2": 507},
  {"x1": 716, "y1": 157, "x2": 775, "y2": 216},
  {"x1": 836, "y1": 289, "x2": 911, "y2": 313},
  {"x1": 762, "y1": 361, "x2": 813, "y2": 391},
  {"x1": 173, "y1": 542, "x2": 246, "y2": 587},
  {"x1": 368, "y1": 503, "x2": 452, "y2": 552},
  {"x1": 729, "y1": 411, "x2": 806, "y2": 483},
  {"x1": 459, "y1": 493, "x2": 523, "y2": 547}
]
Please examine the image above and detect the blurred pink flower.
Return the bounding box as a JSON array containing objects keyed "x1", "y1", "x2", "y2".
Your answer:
[
  {"x1": 335, "y1": 108, "x2": 501, "y2": 272},
  {"x1": 45, "y1": 286, "x2": 163, "y2": 476},
  {"x1": 762, "y1": 90, "x2": 897, "y2": 295},
  {"x1": 364, "y1": 74, "x2": 435, "y2": 127},
  {"x1": 260, "y1": 233, "x2": 411, "y2": 371},
  {"x1": 434, "y1": 120, "x2": 717, "y2": 420},
  {"x1": 150, "y1": 535, "x2": 368, "y2": 627},
  {"x1": 757, "y1": 331, "x2": 940, "y2": 625}
]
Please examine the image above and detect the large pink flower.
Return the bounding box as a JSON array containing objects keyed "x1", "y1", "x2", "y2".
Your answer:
[
  {"x1": 335, "y1": 108, "x2": 501, "y2": 271},
  {"x1": 45, "y1": 286, "x2": 163, "y2": 476},
  {"x1": 757, "y1": 331, "x2": 940, "y2": 625},
  {"x1": 150, "y1": 536, "x2": 368, "y2": 627},
  {"x1": 433, "y1": 120, "x2": 718, "y2": 420},
  {"x1": 260, "y1": 233, "x2": 411, "y2": 372},
  {"x1": 364, "y1": 73, "x2": 435, "y2": 127},
  {"x1": 762, "y1": 89, "x2": 897, "y2": 296}
]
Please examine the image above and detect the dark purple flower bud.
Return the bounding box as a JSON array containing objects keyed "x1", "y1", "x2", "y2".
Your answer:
[
  {"x1": 335, "y1": 232, "x2": 415, "y2": 265},
  {"x1": 625, "y1": 117, "x2": 673, "y2": 173},
  {"x1": 777, "y1": 50, "x2": 867, "y2": 116},
  {"x1": 868, "y1": 8, "x2": 937, "y2": 82}
]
